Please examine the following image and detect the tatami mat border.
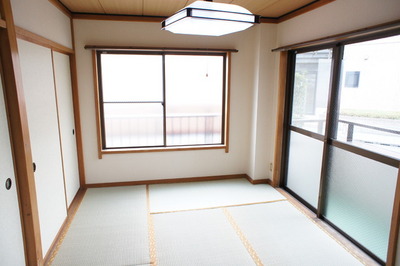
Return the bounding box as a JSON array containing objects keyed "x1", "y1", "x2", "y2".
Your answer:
[
  {"x1": 223, "y1": 208, "x2": 264, "y2": 266},
  {"x1": 277, "y1": 188, "x2": 373, "y2": 265},
  {"x1": 150, "y1": 199, "x2": 287, "y2": 215}
]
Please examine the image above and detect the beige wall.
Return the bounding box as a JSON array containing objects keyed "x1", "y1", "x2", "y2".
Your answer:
[
  {"x1": 11, "y1": 0, "x2": 72, "y2": 48},
  {"x1": 73, "y1": 20, "x2": 278, "y2": 184},
  {"x1": 277, "y1": 0, "x2": 400, "y2": 46},
  {"x1": 248, "y1": 24, "x2": 279, "y2": 180},
  {"x1": 73, "y1": 0, "x2": 400, "y2": 185}
]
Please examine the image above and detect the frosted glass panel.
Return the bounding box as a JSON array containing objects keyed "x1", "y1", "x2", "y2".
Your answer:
[
  {"x1": 104, "y1": 103, "x2": 163, "y2": 148},
  {"x1": 291, "y1": 49, "x2": 332, "y2": 134},
  {"x1": 165, "y1": 55, "x2": 223, "y2": 145},
  {"x1": 324, "y1": 146, "x2": 398, "y2": 262},
  {"x1": 286, "y1": 131, "x2": 324, "y2": 208}
]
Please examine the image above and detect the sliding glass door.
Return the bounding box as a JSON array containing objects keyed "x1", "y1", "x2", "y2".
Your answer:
[
  {"x1": 283, "y1": 34, "x2": 400, "y2": 264},
  {"x1": 285, "y1": 49, "x2": 332, "y2": 209}
]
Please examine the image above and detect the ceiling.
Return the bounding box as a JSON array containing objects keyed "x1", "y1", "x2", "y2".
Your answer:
[{"x1": 55, "y1": 0, "x2": 334, "y2": 21}]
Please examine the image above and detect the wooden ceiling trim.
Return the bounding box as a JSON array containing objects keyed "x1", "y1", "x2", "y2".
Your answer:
[
  {"x1": 48, "y1": 0, "x2": 72, "y2": 18},
  {"x1": 54, "y1": 0, "x2": 336, "y2": 24},
  {"x1": 72, "y1": 13, "x2": 166, "y2": 23},
  {"x1": 277, "y1": 0, "x2": 335, "y2": 22},
  {"x1": 258, "y1": 0, "x2": 314, "y2": 18}
]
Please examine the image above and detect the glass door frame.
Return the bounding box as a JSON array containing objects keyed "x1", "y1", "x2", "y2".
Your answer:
[{"x1": 280, "y1": 31, "x2": 400, "y2": 265}]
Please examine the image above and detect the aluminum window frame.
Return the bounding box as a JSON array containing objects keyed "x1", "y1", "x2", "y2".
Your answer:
[{"x1": 281, "y1": 31, "x2": 400, "y2": 265}]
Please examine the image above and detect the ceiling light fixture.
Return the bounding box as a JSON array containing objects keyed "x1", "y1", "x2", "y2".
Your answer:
[{"x1": 161, "y1": 0, "x2": 260, "y2": 36}]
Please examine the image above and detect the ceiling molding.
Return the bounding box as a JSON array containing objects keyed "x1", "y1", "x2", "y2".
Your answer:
[
  {"x1": 48, "y1": 0, "x2": 72, "y2": 17},
  {"x1": 72, "y1": 13, "x2": 166, "y2": 22},
  {"x1": 277, "y1": 0, "x2": 335, "y2": 23},
  {"x1": 50, "y1": 0, "x2": 336, "y2": 24}
]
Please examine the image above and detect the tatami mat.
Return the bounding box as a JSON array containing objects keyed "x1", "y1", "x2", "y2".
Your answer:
[
  {"x1": 227, "y1": 201, "x2": 363, "y2": 266},
  {"x1": 149, "y1": 178, "x2": 286, "y2": 213},
  {"x1": 51, "y1": 179, "x2": 368, "y2": 266},
  {"x1": 51, "y1": 186, "x2": 150, "y2": 266},
  {"x1": 152, "y1": 209, "x2": 256, "y2": 266}
]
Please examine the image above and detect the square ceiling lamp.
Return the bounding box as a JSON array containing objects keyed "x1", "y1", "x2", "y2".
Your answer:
[{"x1": 161, "y1": 0, "x2": 260, "y2": 36}]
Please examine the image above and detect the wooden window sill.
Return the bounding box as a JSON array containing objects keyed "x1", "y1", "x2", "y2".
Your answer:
[{"x1": 99, "y1": 144, "x2": 228, "y2": 158}]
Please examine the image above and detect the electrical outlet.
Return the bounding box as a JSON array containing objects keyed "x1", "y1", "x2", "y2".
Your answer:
[{"x1": 269, "y1": 163, "x2": 273, "y2": 171}]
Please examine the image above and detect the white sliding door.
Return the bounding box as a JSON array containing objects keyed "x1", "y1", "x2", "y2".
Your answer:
[
  {"x1": 53, "y1": 51, "x2": 80, "y2": 207},
  {"x1": 0, "y1": 57, "x2": 26, "y2": 265},
  {"x1": 18, "y1": 39, "x2": 67, "y2": 256}
]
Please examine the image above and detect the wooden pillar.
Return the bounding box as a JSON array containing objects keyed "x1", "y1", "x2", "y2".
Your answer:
[{"x1": 272, "y1": 51, "x2": 288, "y2": 187}]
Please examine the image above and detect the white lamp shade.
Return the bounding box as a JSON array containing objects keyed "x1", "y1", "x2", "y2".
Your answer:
[{"x1": 162, "y1": 1, "x2": 260, "y2": 36}]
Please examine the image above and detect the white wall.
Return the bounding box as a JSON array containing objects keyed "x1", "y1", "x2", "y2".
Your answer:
[
  {"x1": 74, "y1": 19, "x2": 277, "y2": 184},
  {"x1": 11, "y1": 0, "x2": 72, "y2": 48},
  {"x1": 277, "y1": 0, "x2": 400, "y2": 46},
  {"x1": 248, "y1": 24, "x2": 279, "y2": 180}
]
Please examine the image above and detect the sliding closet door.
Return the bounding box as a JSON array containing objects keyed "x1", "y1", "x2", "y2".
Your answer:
[
  {"x1": 53, "y1": 51, "x2": 80, "y2": 207},
  {"x1": 18, "y1": 39, "x2": 67, "y2": 256},
  {"x1": 285, "y1": 49, "x2": 332, "y2": 209},
  {"x1": 0, "y1": 58, "x2": 25, "y2": 265}
]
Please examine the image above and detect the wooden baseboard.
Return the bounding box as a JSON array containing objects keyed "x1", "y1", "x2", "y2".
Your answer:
[
  {"x1": 245, "y1": 174, "x2": 272, "y2": 185},
  {"x1": 85, "y1": 174, "x2": 250, "y2": 188},
  {"x1": 43, "y1": 188, "x2": 87, "y2": 265}
]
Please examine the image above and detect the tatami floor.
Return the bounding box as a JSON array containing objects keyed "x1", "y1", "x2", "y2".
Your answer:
[{"x1": 49, "y1": 178, "x2": 371, "y2": 266}]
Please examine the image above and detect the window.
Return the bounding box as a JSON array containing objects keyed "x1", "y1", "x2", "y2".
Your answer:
[
  {"x1": 344, "y1": 71, "x2": 360, "y2": 88},
  {"x1": 96, "y1": 51, "x2": 228, "y2": 152}
]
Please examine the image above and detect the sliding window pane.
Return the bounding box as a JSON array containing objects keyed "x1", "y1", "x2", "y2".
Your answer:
[
  {"x1": 286, "y1": 131, "x2": 324, "y2": 208},
  {"x1": 337, "y1": 35, "x2": 400, "y2": 159},
  {"x1": 323, "y1": 146, "x2": 398, "y2": 262},
  {"x1": 165, "y1": 55, "x2": 223, "y2": 146},
  {"x1": 103, "y1": 103, "x2": 163, "y2": 148},
  {"x1": 100, "y1": 54, "x2": 163, "y2": 102},
  {"x1": 291, "y1": 49, "x2": 332, "y2": 134}
]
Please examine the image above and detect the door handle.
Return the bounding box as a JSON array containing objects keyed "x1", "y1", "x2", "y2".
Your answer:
[{"x1": 5, "y1": 178, "x2": 12, "y2": 190}]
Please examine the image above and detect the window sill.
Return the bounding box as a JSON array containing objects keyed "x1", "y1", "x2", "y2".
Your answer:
[{"x1": 98, "y1": 144, "x2": 228, "y2": 158}]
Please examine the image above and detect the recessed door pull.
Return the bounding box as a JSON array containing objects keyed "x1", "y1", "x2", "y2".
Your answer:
[
  {"x1": 5, "y1": 178, "x2": 12, "y2": 190},
  {"x1": 33, "y1": 162, "x2": 36, "y2": 173}
]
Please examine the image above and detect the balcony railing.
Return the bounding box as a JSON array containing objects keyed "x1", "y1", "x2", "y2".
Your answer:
[
  {"x1": 292, "y1": 118, "x2": 400, "y2": 158},
  {"x1": 104, "y1": 113, "x2": 222, "y2": 148}
]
